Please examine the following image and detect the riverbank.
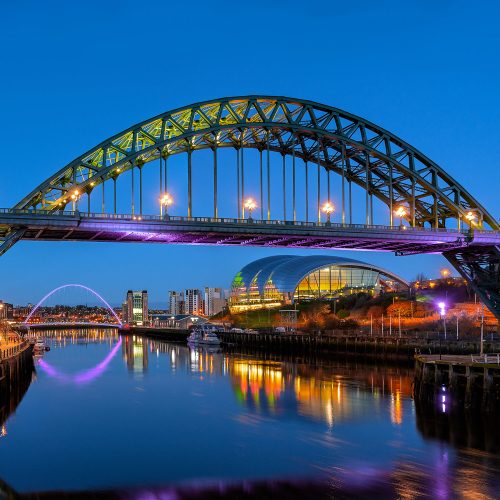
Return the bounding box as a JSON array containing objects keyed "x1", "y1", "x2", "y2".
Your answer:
[{"x1": 0, "y1": 340, "x2": 33, "y2": 428}]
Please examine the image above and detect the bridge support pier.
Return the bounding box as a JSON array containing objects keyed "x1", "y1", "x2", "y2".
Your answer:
[{"x1": 445, "y1": 245, "x2": 500, "y2": 320}]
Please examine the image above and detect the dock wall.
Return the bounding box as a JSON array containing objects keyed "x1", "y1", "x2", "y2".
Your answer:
[{"x1": 414, "y1": 355, "x2": 500, "y2": 413}]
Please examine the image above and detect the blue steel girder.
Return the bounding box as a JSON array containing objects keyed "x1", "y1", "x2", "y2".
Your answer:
[
  {"x1": 14, "y1": 96, "x2": 497, "y2": 231},
  {"x1": 444, "y1": 246, "x2": 500, "y2": 320}
]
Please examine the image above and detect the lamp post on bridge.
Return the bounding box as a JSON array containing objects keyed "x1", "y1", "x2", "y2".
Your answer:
[
  {"x1": 394, "y1": 206, "x2": 407, "y2": 227},
  {"x1": 244, "y1": 198, "x2": 257, "y2": 222},
  {"x1": 70, "y1": 190, "x2": 81, "y2": 212},
  {"x1": 322, "y1": 201, "x2": 335, "y2": 226},
  {"x1": 160, "y1": 193, "x2": 173, "y2": 219}
]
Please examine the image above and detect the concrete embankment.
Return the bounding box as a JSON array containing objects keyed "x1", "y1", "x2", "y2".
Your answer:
[{"x1": 414, "y1": 354, "x2": 500, "y2": 414}]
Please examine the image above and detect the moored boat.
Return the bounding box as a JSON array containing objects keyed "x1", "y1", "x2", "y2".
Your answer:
[
  {"x1": 187, "y1": 326, "x2": 221, "y2": 346},
  {"x1": 33, "y1": 340, "x2": 49, "y2": 355}
]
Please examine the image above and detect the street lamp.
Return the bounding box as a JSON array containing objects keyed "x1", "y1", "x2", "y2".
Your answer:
[
  {"x1": 244, "y1": 198, "x2": 257, "y2": 221},
  {"x1": 440, "y1": 268, "x2": 450, "y2": 279},
  {"x1": 70, "y1": 189, "x2": 80, "y2": 212},
  {"x1": 465, "y1": 211, "x2": 477, "y2": 226},
  {"x1": 394, "y1": 206, "x2": 407, "y2": 226},
  {"x1": 322, "y1": 201, "x2": 334, "y2": 225},
  {"x1": 160, "y1": 193, "x2": 173, "y2": 218},
  {"x1": 438, "y1": 301, "x2": 447, "y2": 340}
]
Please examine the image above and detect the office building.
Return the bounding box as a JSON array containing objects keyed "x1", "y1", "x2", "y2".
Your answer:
[
  {"x1": 204, "y1": 287, "x2": 226, "y2": 316},
  {"x1": 168, "y1": 291, "x2": 184, "y2": 315},
  {"x1": 125, "y1": 290, "x2": 149, "y2": 325},
  {"x1": 0, "y1": 302, "x2": 14, "y2": 320},
  {"x1": 184, "y1": 289, "x2": 202, "y2": 315}
]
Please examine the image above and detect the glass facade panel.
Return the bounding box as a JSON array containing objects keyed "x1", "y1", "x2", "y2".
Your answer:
[{"x1": 294, "y1": 266, "x2": 379, "y2": 301}]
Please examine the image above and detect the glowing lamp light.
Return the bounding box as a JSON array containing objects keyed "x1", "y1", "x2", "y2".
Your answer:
[
  {"x1": 159, "y1": 193, "x2": 173, "y2": 217},
  {"x1": 394, "y1": 206, "x2": 407, "y2": 218},
  {"x1": 322, "y1": 201, "x2": 334, "y2": 215},
  {"x1": 244, "y1": 198, "x2": 257, "y2": 219},
  {"x1": 244, "y1": 198, "x2": 257, "y2": 211},
  {"x1": 440, "y1": 268, "x2": 450, "y2": 278},
  {"x1": 160, "y1": 193, "x2": 173, "y2": 206},
  {"x1": 322, "y1": 201, "x2": 335, "y2": 224},
  {"x1": 465, "y1": 211, "x2": 476, "y2": 222},
  {"x1": 438, "y1": 301, "x2": 446, "y2": 316}
]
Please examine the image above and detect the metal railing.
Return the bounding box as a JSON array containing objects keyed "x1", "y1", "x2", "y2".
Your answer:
[
  {"x1": 0, "y1": 208, "x2": 494, "y2": 234},
  {"x1": 0, "y1": 340, "x2": 29, "y2": 360},
  {"x1": 471, "y1": 353, "x2": 500, "y2": 364}
]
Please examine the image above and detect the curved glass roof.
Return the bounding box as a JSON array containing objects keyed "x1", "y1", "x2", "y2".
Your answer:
[{"x1": 234, "y1": 255, "x2": 409, "y2": 295}]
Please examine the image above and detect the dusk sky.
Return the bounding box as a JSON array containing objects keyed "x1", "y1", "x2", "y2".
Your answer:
[{"x1": 1, "y1": 0, "x2": 499, "y2": 307}]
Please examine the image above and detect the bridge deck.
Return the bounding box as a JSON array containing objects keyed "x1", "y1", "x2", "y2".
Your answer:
[{"x1": 0, "y1": 210, "x2": 499, "y2": 253}]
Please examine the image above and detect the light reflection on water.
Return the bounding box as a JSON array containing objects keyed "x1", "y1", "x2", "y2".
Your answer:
[{"x1": 1, "y1": 330, "x2": 500, "y2": 497}]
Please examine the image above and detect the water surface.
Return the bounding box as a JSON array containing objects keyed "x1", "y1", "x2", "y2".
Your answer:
[{"x1": 1, "y1": 329, "x2": 500, "y2": 497}]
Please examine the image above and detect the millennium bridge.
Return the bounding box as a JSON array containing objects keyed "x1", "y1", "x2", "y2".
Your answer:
[
  {"x1": 0, "y1": 96, "x2": 498, "y2": 317},
  {"x1": 23, "y1": 284, "x2": 122, "y2": 329}
]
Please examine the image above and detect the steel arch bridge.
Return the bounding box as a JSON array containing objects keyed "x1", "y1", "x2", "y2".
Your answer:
[
  {"x1": 24, "y1": 284, "x2": 122, "y2": 327},
  {"x1": 0, "y1": 96, "x2": 499, "y2": 317}
]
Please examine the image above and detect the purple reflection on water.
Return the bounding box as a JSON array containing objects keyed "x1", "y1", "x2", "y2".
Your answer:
[{"x1": 38, "y1": 337, "x2": 122, "y2": 385}]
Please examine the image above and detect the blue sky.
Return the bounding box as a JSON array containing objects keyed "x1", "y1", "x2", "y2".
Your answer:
[{"x1": 1, "y1": 0, "x2": 499, "y2": 307}]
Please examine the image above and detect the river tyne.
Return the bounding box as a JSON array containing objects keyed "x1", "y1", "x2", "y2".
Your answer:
[{"x1": 2, "y1": 329, "x2": 500, "y2": 498}]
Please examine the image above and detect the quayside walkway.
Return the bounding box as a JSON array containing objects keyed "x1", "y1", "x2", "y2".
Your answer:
[{"x1": 0, "y1": 339, "x2": 31, "y2": 361}]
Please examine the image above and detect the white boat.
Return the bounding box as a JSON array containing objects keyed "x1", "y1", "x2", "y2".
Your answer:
[
  {"x1": 33, "y1": 340, "x2": 49, "y2": 355},
  {"x1": 187, "y1": 328, "x2": 221, "y2": 346}
]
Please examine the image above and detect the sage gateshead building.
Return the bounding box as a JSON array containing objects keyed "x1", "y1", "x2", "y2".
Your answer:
[{"x1": 229, "y1": 255, "x2": 409, "y2": 313}]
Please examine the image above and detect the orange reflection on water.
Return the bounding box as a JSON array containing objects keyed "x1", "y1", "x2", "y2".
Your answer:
[
  {"x1": 230, "y1": 360, "x2": 284, "y2": 411},
  {"x1": 391, "y1": 391, "x2": 403, "y2": 425},
  {"x1": 228, "y1": 357, "x2": 414, "y2": 427},
  {"x1": 294, "y1": 376, "x2": 346, "y2": 427}
]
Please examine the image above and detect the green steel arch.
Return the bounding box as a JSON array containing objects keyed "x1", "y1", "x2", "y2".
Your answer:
[{"x1": 15, "y1": 96, "x2": 498, "y2": 231}]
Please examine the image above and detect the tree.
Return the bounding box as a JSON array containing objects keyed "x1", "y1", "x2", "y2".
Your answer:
[
  {"x1": 336, "y1": 309, "x2": 350, "y2": 319},
  {"x1": 387, "y1": 300, "x2": 434, "y2": 318},
  {"x1": 415, "y1": 272, "x2": 428, "y2": 283},
  {"x1": 367, "y1": 305, "x2": 384, "y2": 318}
]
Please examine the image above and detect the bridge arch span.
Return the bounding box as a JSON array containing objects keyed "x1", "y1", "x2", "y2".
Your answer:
[
  {"x1": 24, "y1": 284, "x2": 122, "y2": 327},
  {"x1": 15, "y1": 96, "x2": 497, "y2": 231}
]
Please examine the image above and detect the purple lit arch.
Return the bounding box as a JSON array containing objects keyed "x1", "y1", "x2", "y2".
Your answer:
[
  {"x1": 38, "y1": 336, "x2": 122, "y2": 385},
  {"x1": 24, "y1": 283, "x2": 122, "y2": 326}
]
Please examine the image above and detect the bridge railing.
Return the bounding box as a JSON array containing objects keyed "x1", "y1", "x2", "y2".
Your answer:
[{"x1": 0, "y1": 208, "x2": 489, "y2": 234}]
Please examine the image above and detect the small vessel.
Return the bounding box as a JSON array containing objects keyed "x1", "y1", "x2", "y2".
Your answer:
[
  {"x1": 33, "y1": 340, "x2": 48, "y2": 355},
  {"x1": 187, "y1": 326, "x2": 221, "y2": 346}
]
